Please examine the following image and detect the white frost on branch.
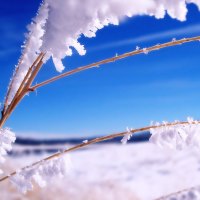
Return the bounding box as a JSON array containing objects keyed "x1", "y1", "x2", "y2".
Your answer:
[
  {"x1": 5, "y1": 2, "x2": 49, "y2": 107},
  {"x1": 83, "y1": 140, "x2": 88, "y2": 144},
  {"x1": 0, "y1": 128, "x2": 16, "y2": 174},
  {"x1": 40, "y1": 0, "x2": 200, "y2": 72},
  {"x1": 149, "y1": 117, "x2": 200, "y2": 150},
  {"x1": 121, "y1": 127, "x2": 133, "y2": 144},
  {"x1": 10, "y1": 154, "x2": 72, "y2": 193}
]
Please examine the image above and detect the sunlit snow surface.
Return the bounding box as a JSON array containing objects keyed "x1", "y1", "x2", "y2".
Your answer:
[{"x1": 1, "y1": 143, "x2": 200, "y2": 200}]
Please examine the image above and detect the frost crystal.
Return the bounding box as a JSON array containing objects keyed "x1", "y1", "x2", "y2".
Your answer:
[
  {"x1": 121, "y1": 127, "x2": 133, "y2": 145},
  {"x1": 10, "y1": 155, "x2": 72, "y2": 193},
  {"x1": 143, "y1": 48, "x2": 149, "y2": 55},
  {"x1": 136, "y1": 46, "x2": 140, "y2": 50},
  {"x1": 6, "y1": 2, "x2": 49, "y2": 107},
  {"x1": 0, "y1": 128, "x2": 16, "y2": 172},
  {"x1": 172, "y1": 38, "x2": 177, "y2": 42},
  {"x1": 149, "y1": 118, "x2": 200, "y2": 150}
]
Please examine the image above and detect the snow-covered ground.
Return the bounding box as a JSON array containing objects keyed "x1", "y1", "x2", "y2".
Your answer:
[{"x1": 1, "y1": 142, "x2": 200, "y2": 200}]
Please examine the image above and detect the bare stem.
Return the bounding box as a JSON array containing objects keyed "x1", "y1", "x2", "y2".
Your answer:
[
  {"x1": 0, "y1": 120, "x2": 196, "y2": 182},
  {"x1": 29, "y1": 35, "x2": 200, "y2": 91}
]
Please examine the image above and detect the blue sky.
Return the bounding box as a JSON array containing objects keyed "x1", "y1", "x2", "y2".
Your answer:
[{"x1": 0, "y1": 1, "x2": 200, "y2": 136}]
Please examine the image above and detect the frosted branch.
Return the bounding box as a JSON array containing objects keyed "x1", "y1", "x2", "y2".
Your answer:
[
  {"x1": 30, "y1": 35, "x2": 200, "y2": 91},
  {"x1": 1, "y1": 119, "x2": 200, "y2": 185},
  {"x1": 4, "y1": 2, "x2": 49, "y2": 109}
]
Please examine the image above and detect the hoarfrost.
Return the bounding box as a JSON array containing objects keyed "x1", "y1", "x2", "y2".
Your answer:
[
  {"x1": 10, "y1": 154, "x2": 72, "y2": 193},
  {"x1": 40, "y1": 0, "x2": 200, "y2": 72},
  {"x1": 5, "y1": 2, "x2": 49, "y2": 107},
  {"x1": 121, "y1": 127, "x2": 133, "y2": 145},
  {"x1": 149, "y1": 118, "x2": 200, "y2": 150}
]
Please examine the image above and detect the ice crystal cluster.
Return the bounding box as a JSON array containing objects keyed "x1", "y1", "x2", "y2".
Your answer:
[
  {"x1": 10, "y1": 155, "x2": 71, "y2": 193},
  {"x1": 6, "y1": 0, "x2": 200, "y2": 106},
  {"x1": 121, "y1": 127, "x2": 133, "y2": 144},
  {"x1": 0, "y1": 128, "x2": 16, "y2": 174},
  {"x1": 149, "y1": 118, "x2": 200, "y2": 150},
  {"x1": 163, "y1": 186, "x2": 200, "y2": 200}
]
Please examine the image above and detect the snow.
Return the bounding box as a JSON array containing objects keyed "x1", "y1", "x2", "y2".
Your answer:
[
  {"x1": 0, "y1": 128, "x2": 16, "y2": 173},
  {"x1": 9, "y1": 154, "x2": 71, "y2": 193},
  {"x1": 1, "y1": 142, "x2": 200, "y2": 199}
]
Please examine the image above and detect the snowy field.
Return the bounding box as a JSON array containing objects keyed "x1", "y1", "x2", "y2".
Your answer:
[{"x1": 1, "y1": 142, "x2": 200, "y2": 200}]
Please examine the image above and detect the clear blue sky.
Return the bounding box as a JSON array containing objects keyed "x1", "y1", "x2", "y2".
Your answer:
[{"x1": 0, "y1": 1, "x2": 200, "y2": 136}]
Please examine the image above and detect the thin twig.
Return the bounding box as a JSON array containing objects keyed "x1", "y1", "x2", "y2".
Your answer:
[
  {"x1": 29, "y1": 36, "x2": 200, "y2": 91},
  {"x1": 0, "y1": 120, "x2": 197, "y2": 182},
  {"x1": 16, "y1": 53, "x2": 44, "y2": 96}
]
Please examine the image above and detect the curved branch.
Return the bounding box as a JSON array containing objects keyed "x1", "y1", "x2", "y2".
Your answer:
[
  {"x1": 0, "y1": 120, "x2": 195, "y2": 182},
  {"x1": 29, "y1": 35, "x2": 200, "y2": 91}
]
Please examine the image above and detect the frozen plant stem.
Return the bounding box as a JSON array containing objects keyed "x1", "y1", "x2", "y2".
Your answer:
[
  {"x1": 3, "y1": 37, "x2": 33, "y2": 113},
  {"x1": 29, "y1": 35, "x2": 200, "y2": 91},
  {"x1": 0, "y1": 120, "x2": 198, "y2": 182},
  {"x1": 0, "y1": 53, "x2": 45, "y2": 129}
]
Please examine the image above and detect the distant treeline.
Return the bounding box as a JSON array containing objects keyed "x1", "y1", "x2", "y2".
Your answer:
[{"x1": 15, "y1": 131, "x2": 150, "y2": 146}]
